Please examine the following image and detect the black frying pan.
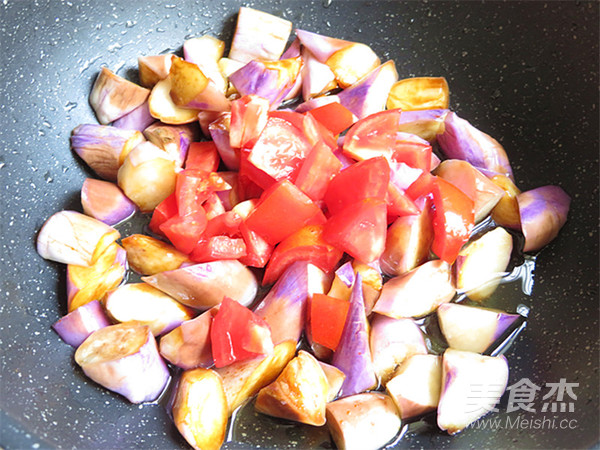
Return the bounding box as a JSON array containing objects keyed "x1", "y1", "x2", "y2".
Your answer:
[{"x1": 1, "y1": 1, "x2": 598, "y2": 448}]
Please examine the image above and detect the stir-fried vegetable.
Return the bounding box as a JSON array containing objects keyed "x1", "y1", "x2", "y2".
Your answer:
[{"x1": 35, "y1": 6, "x2": 571, "y2": 450}]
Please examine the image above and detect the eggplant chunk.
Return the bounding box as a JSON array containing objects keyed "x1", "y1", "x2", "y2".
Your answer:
[
  {"x1": 160, "y1": 307, "x2": 218, "y2": 370},
  {"x1": 104, "y1": 283, "x2": 195, "y2": 336},
  {"x1": 52, "y1": 300, "x2": 110, "y2": 348},
  {"x1": 437, "y1": 349, "x2": 509, "y2": 434},
  {"x1": 386, "y1": 354, "x2": 442, "y2": 420},
  {"x1": 74, "y1": 322, "x2": 170, "y2": 403},
  {"x1": 255, "y1": 350, "x2": 329, "y2": 426},
  {"x1": 373, "y1": 260, "x2": 455, "y2": 318},
  {"x1": 121, "y1": 234, "x2": 189, "y2": 276},
  {"x1": 369, "y1": 314, "x2": 428, "y2": 385},
  {"x1": 318, "y1": 361, "x2": 346, "y2": 403},
  {"x1": 37, "y1": 210, "x2": 120, "y2": 267},
  {"x1": 142, "y1": 259, "x2": 257, "y2": 310},
  {"x1": 454, "y1": 227, "x2": 513, "y2": 301},
  {"x1": 216, "y1": 340, "x2": 296, "y2": 416},
  {"x1": 437, "y1": 303, "x2": 520, "y2": 353},
  {"x1": 332, "y1": 274, "x2": 377, "y2": 398},
  {"x1": 326, "y1": 392, "x2": 401, "y2": 450},
  {"x1": 254, "y1": 261, "x2": 328, "y2": 345},
  {"x1": 172, "y1": 368, "x2": 228, "y2": 450}
]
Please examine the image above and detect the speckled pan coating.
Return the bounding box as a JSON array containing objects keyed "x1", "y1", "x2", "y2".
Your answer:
[{"x1": 0, "y1": 1, "x2": 598, "y2": 449}]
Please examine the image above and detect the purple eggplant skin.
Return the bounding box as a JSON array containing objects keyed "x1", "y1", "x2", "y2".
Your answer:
[
  {"x1": 81, "y1": 178, "x2": 137, "y2": 226},
  {"x1": 295, "y1": 95, "x2": 341, "y2": 114},
  {"x1": 295, "y1": 29, "x2": 350, "y2": 63},
  {"x1": 337, "y1": 61, "x2": 398, "y2": 120},
  {"x1": 335, "y1": 261, "x2": 355, "y2": 287},
  {"x1": 112, "y1": 101, "x2": 156, "y2": 131},
  {"x1": 141, "y1": 259, "x2": 257, "y2": 311},
  {"x1": 52, "y1": 300, "x2": 111, "y2": 348},
  {"x1": 397, "y1": 109, "x2": 449, "y2": 143},
  {"x1": 70, "y1": 124, "x2": 145, "y2": 181},
  {"x1": 229, "y1": 59, "x2": 298, "y2": 109},
  {"x1": 517, "y1": 185, "x2": 571, "y2": 252},
  {"x1": 143, "y1": 123, "x2": 197, "y2": 168},
  {"x1": 332, "y1": 274, "x2": 377, "y2": 398},
  {"x1": 437, "y1": 112, "x2": 513, "y2": 179},
  {"x1": 75, "y1": 322, "x2": 170, "y2": 404},
  {"x1": 254, "y1": 261, "x2": 327, "y2": 345}
]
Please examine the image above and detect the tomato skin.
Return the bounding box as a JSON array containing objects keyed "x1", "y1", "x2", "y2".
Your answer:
[
  {"x1": 323, "y1": 198, "x2": 388, "y2": 263},
  {"x1": 405, "y1": 171, "x2": 436, "y2": 202},
  {"x1": 244, "y1": 116, "x2": 313, "y2": 189},
  {"x1": 269, "y1": 110, "x2": 338, "y2": 151},
  {"x1": 159, "y1": 210, "x2": 208, "y2": 254},
  {"x1": 210, "y1": 297, "x2": 274, "y2": 368},
  {"x1": 386, "y1": 183, "x2": 419, "y2": 218},
  {"x1": 149, "y1": 193, "x2": 178, "y2": 236},
  {"x1": 342, "y1": 109, "x2": 432, "y2": 171},
  {"x1": 237, "y1": 156, "x2": 265, "y2": 201},
  {"x1": 229, "y1": 94, "x2": 270, "y2": 149},
  {"x1": 262, "y1": 224, "x2": 344, "y2": 285},
  {"x1": 185, "y1": 141, "x2": 220, "y2": 172},
  {"x1": 309, "y1": 293, "x2": 350, "y2": 351},
  {"x1": 239, "y1": 222, "x2": 274, "y2": 268},
  {"x1": 324, "y1": 156, "x2": 390, "y2": 216},
  {"x1": 342, "y1": 108, "x2": 402, "y2": 160},
  {"x1": 307, "y1": 102, "x2": 355, "y2": 135},
  {"x1": 294, "y1": 141, "x2": 343, "y2": 202},
  {"x1": 245, "y1": 179, "x2": 326, "y2": 245},
  {"x1": 430, "y1": 176, "x2": 475, "y2": 263}
]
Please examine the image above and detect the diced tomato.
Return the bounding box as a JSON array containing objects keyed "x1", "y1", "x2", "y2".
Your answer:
[
  {"x1": 324, "y1": 156, "x2": 390, "y2": 215},
  {"x1": 307, "y1": 102, "x2": 355, "y2": 135},
  {"x1": 189, "y1": 236, "x2": 247, "y2": 263},
  {"x1": 203, "y1": 211, "x2": 243, "y2": 238},
  {"x1": 300, "y1": 112, "x2": 338, "y2": 151},
  {"x1": 239, "y1": 148, "x2": 276, "y2": 192},
  {"x1": 387, "y1": 183, "x2": 419, "y2": 218},
  {"x1": 239, "y1": 222, "x2": 274, "y2": 268},
  {"x1": 245, "y1": 116, "x2": 313, "y2": 189},
  {"x1": 210, "y1": 297, "x2": 274, "y2": 368},
  {"x1": 309, "y1": 293, "x2": 350, "y2": 351},
  {"x1": 391, "y1": 132, "x2": 433, "y2": 172},
  {"x1": 269, "y1": 110, "x2": 337, "y2": 151},
  {"x1": 294, "y1": 141, "x2": 343, "y2": 202},
  {"x1": 149, "y1": 193, "x2": 178, "y2": 236},
  {"x1": 229, "y1": 94, "x2": 270, "y2": 149},
  {"x1": 342, "y1": 109, "x2": 402, "y2": 160},
  {"x1": 185, "y1": 141, "x2": 220, "y2": 172},
  {"x1": 430, "y1": 176, "x2": 475, "y2": 263},
  {"x1": 159, "y1": 210, "x2": 208, "y2": 254},
  {"x1": 234, "y1": 199, "x2": 274, "y2": 268},
  {"x1": 323, "y1": 198, "x2": 387, "y2": 263},
  {"x1": 405, "y1": 171, "x2": 436, "y2": 202},
  {"x1": 343, "y1": 109, "x2": 433, "y2": 171},
  {"x1": 262, "y1": 224, "x2": 344, "y2": 285},
  {"x1": 245, "y1": 180, "x2": 326, "y2": 245},
  {"x1": 176, "y1": 169, "x2": 232, "y2": 217}
]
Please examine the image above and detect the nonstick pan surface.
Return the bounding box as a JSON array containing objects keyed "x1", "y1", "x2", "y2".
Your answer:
[{"x1": 1, "y1": 1, "x2": 598, "y2": 448}]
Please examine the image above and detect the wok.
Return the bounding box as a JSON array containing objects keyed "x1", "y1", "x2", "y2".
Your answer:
[{"x1": 1, "y1": 1, "x2": 598, "y2": 448}]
